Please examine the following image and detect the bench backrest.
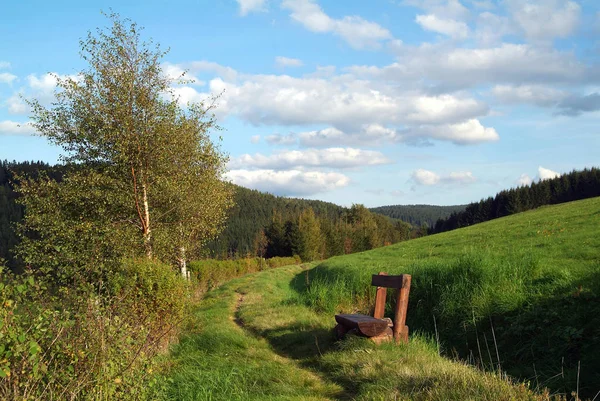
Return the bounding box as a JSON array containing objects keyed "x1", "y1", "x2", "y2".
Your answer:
[{"x1": 371, "y1": 272, "x2": 411, "y2": 343}]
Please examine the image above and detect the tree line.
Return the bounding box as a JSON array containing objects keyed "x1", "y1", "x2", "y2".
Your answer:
[
  {"x1": 431, "y1": 167, "x2": 600, "y2": 234},
  {"x1": 199, "y1": 185, "x2": 422, "y2": 260},
  {"x1": 370, "y1": 204, "x2": 466, "y2": 227}
]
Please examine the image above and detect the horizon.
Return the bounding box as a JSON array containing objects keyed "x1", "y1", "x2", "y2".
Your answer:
[{"x1": 1, "y1": 0, "x2": 599, "y2": 207}]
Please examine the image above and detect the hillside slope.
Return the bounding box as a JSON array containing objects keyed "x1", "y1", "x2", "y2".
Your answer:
[{"x1": 303, "y1": 197, "x2": 600, "y2": 398}]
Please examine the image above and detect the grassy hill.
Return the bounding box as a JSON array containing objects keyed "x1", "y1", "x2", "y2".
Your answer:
[
  {"x1": 156, "y1": 197, "x2": 600, "y2": 400},
  {"x1": 303, "y1": 196, "x2": 600, "y2": 398}
]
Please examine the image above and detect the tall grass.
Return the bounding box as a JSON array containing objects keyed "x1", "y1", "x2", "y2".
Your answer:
[{"x1": 297, "y1": 197, "x2": 600, "y2": 398}]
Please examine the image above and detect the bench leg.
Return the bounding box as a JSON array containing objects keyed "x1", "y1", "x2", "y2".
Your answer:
[
  {"x1": 334, "y1": 324, "x2": 349, "y2": 340},
  {"x1": 394, "y1": 325, "x2": 409, "y2": 344}
]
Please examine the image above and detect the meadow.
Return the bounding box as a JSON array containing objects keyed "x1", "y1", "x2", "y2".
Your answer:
[{"x1": 155, "y1": 197, "x2": 600, "y2": 400}]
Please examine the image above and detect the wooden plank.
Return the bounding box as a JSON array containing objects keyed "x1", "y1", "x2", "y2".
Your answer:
[
  {"x1": 373, "y1": 272, "x2": 388, "y2": 319},
  {"x1": 371, "y1": 274, "x2": 406, "y2": 288},
  {"x1": 335, "y1": 314, "x2": 389, "y2": 337}
]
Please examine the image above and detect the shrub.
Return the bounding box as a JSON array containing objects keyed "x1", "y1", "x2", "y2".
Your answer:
[
  {"x1": 0, "y1": 259, "x2": 188, "y2": 400},
  {"x1": 189, "y1": 256, "x2": 301, "y2": 292}
]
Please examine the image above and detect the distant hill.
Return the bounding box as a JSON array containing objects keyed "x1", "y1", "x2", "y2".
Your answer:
[
  {"x1": 370, "y1": 204, "x2": 467, "y2": 227},
  {"x1": 206, "y1": 185, "x2": 349, "y2": 257}
]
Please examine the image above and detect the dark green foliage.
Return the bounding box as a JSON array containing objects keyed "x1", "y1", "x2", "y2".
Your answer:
[
  {"x1": 431, "y1": 167, "x2": 600, "y2": 234},
  {"x1": 371, "y1": 204, "x2": 467, "y2": 227},
  {"x1": 0, "y1": 160, "x2": 66, "y2": 270}
]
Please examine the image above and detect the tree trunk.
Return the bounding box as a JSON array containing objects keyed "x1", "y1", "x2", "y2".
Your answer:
[
  {"x1": 178, "y1": 245, "x2": 189, "y2": 280},
  {"x1": 142, "y1": 182, "x2": 152, "y2": 258}
]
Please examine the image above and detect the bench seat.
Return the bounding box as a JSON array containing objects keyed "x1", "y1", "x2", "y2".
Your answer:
[{"x1": 334, "y1": 313, "x2": 390, "y2": 337}]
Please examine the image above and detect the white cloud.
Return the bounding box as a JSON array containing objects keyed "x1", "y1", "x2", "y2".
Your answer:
[
  {"x1": 0, "y1": 120, "x2": 36, "y2": 136},
  {"x1": 275, "y1": 56, "x2": 303, "y2": 68},
  {"x1": 230, "y1": 147, "x2": 391, "y2": 169},
  {"x1": 0, "y1": 72, "x2": 17, "y2": 85},
  {"x1": 447, "y1": 171, "x2": 476, "y2": 184},
  {"x1": 538, "y1": 166, "x2": 560, "y2": 180},
  {"x1": 174, "y1": 72, "x2": 489, "y2": 132},
  {"x1": 6, "y1": 93, "x2": 27, "y2": 114},
  {"x1": 411, "y1": 168, "x2": 476, "y2": 187},
  {"x1": 250, "y1": 135, "x2": 261, "y2": 144},
  {"x1": 225, "y1": 169, "x2": 350, "y2": 196},
  {"x1": 281, "y1": 0, "x2": 392, "y2": 49},
  {"x1": 415, "y1": 14, "x2": 469, "y2": 39},
  {"x1": 492, "y1": 84, "x2": 566, "y2": 107},
  {"x1": 408, "y1": 119, "x2": 499, "y2": 145},
  {"x1": 411, "y1": 169, "x2": 440, "y2": 185},
  {"x1": 517, "y1": 173, "x2": 532, "y2": 186},
  {"x1": 505, "y1": 0, "x2": 581, "y2": 42},
  {"x1": 405, "y1": 0, "x2": 470, "y2": 20},
  {"x1": 27, "y1": 73, "x2": 59, "y2": 92},
  {"x1": 266, "y1": 133, "x2": 298, "y2": 145},
  {"x1": 475, "y1": 12, "x2": 515, "y2": 45},
  {"x1": 162, "y1": 63, "x2": 203, "y2": 85},
  {"x1": 0, "y1": 61, "x2": 10, "y2": 69},
  {"x1": 236, "y1": 0, "x2": 267, "y2": 16},
  {"x1": 361, "y1": 43, "x2": 589, "y2": 88},
  {"x1": 299, "y1": 127, "x2": 345, "y2": 147}
]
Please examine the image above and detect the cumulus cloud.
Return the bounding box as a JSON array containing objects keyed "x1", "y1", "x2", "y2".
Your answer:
[
  {"x1": 411, "y1": 168, "x2": 476, "y2": 187},
  {"x1": 275, "y1": 56, "x2": 303, "y2": 68},
  {"x1": 0, "y1": 61, "x2": 10, "y2": 69},
  {"x1": 405, "y1": 0, "x2": 470, "y2": 21},
  {"x1": 411, "y1": 169, "x2": 440, "y2": 186},
  {"x1": 5, "y1": 72, "x2": 79, "y2": 115},
  {"x1": 281, "y1": 0, "x2": 392, "y2": 49},
  {"x1": 357, "y1": 43, "x2": 589, "y2": 89},
  {"x1": 225, "y1": 169, "x2": 350, "y2": 196},
  {"x1": 0, "y1": 120, "x2": 36, "y2": 136},
  {"x1": 538, "y1": 166, "x2": 560, "y2": 180},
  {"x1": 299, "y1": 127, "x2": 345, "y2": 147},
  {"x1": 230, "y1": 147, "x2": 391, "y2": 169},
  {"x1": 407, "y1": 119, "x2": 499, "y2": 145},
  {"x1": 505, "y1": 0, "x2": 581, "y2": 42},
  {"x1": 173, "y1": 71, "x2": 490, "y2": 132},
  {"x1": 415, "y1": 14, "x2": 469, "y2": 39},
  {"x1": 250, "y1": 135, "x2": 261, "y2": 144},
  {"x1": 236, "y1": 0, "x2": 267, "y2": 16},
  {"x1": 492, "y1": 84, "x2": 566, "y2": 107},
  {"x1": 516, "y1": 173, "x2": 533, "y2": 186},
  {"x1": 557, "y1": 93, "x2": 600, "y2": 116},
  {"x1": 475, "y1": 12, "x2": 515, "y2": 45},
  {"x1": 162, "y1": 63, "x2": 202, "y2": 85},
  {"x1": 0, "y1": 72, "x2": 17, "y2": 85},
  {"x1": 266, "y1": 133, "x2": 298, "y2": 145}
]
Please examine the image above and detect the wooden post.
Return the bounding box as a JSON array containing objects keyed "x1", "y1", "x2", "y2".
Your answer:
[
  {"x1": 373, "y1": 272, "x2": 387, "y2": 319},
  {"x1": 393, "y1": 274, "x2": 411, "y2": 344}
]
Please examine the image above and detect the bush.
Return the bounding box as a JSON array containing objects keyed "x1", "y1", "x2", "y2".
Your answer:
[
  {"x1": 0, "y1": 259, "x2": 188, "y2": 400},
  {"x1": 189, "y1": 256, "x2": 301, "y2": 292}
]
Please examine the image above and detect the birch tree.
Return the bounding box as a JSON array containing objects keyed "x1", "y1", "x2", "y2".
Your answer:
[{"x1": 23, "y1": 13, "x2": 232, "y2": 275}]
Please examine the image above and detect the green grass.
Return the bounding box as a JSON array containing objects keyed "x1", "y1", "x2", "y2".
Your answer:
[
  {"x1": 155, "y1": 197, "x2": 599, "y2": 400},
  {"x1": 156, "y1": 264, "x2": 548, "y2": 400},
  {"x1": 301, "y1": 197, "x2": 600, "y2": 398}
]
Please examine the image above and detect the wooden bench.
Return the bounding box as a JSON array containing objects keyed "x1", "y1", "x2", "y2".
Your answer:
[{"x1": 334, "y1": 272, "x2": 411, "y2": 344}]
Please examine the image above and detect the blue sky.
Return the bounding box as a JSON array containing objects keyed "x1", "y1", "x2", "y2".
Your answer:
[{"x1": 1, "y1": 0, "x2": 599, "y2": 207}]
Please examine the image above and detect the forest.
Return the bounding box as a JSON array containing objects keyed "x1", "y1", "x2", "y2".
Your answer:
[
  {"x1": 430, "y1": 167, "x2": 600, "y2": 234},
  {"x1": 370, "y1": 204, "x2": 466, "y2": 227}
]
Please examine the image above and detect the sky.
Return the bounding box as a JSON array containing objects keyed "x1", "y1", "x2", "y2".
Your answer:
[{"x1": 1, "y1": 0, "x2": 599, "y2": 207}]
